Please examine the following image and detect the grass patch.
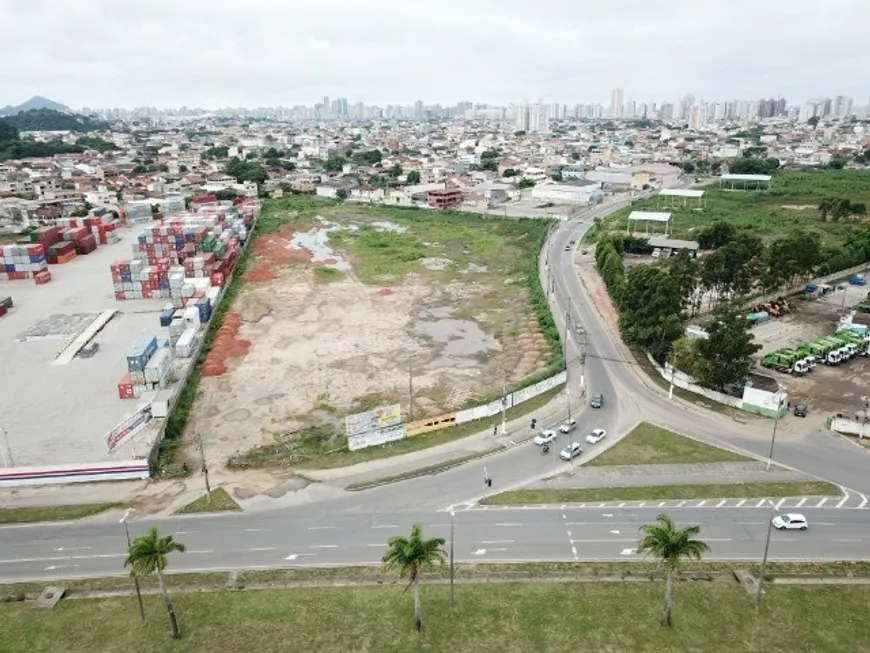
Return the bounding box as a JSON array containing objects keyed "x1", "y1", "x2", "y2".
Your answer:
[
  {"x1": 588, "y1": 170, "x2": 870, "y2": 246},
  {"x1": 481, "y1": 481, "x2": 841, "y2": 504},
  {"x1": 585, "y1": 422, "x2": 750, "y2": 467},
  {"x1": 3, "y1": 580, "x2": 870, "y2": 652},
  {"x1": 230, "y1": 384, "x2": 565, "y2": 470},
  {"x1": 313, "y1": 266, "x2": 343, "y2": 283},
  {"x1": 0, "y1": 503, "x2": 124, "y2": 524},
  {"x1": 346, "y1": 447, "x2": 502, "y2": 490},
  {"x1": 175, "y1": 488, "x2": 240, "y2": 514}
]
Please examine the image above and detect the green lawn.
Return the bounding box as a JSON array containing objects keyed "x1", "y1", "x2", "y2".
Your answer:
[
  {"x1": 3, "y1": 581, "x2": 870, "y2": 652},
  {"x1": 0, "y1": 502, "x2": 124, "y2": 524},
  {"x1": 585, "y1": 422, "x2": 749, "y2": 467},
  {"x1": 585, "y1": 170, "x2": 870, "y2": 246},
  {"x1": 175, "y1": 488, "x2": 240, "y2": 514},
  {"x1": 481, "y1": 481, "x2": 841, "y2": 505}
]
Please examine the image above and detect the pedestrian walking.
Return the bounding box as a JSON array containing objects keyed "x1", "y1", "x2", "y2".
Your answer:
[{"x1": 493, "y1": 425, "x2": 497, "y2": 436}]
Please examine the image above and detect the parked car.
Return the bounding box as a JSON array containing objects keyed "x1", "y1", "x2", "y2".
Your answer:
[
  {"x1": 793, "y1": 404, "x2": 808, "y2": 417},
  {"x1": 559, "y1": 419, "x2": 577, "y2": 434},
  {"x1": 79, "y1": 342, "x2": 100, "y2": 358},
  {"x1": 534, "y1": 429, "x2": 558, "y2": 446},
  {"x1": 772, "y1": 513, "x2": 808, "y2": 531},
  {"x1": 585, "y1": 428, "x2": 607, "y2": 444},
  {"x1": 559, "y1": 442, "x2": 582, "y2": 461},
  {"x1": 564, "y1": 244, "x2": 572, "y2": 251},
  {"x1": 590, "y1": 393, "x2": 603, "y2": 409}
]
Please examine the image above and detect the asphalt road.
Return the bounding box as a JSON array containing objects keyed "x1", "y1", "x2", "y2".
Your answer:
[
  {"x1": 2, "y1": 505, "x2": 868, "y2": 583},
  {"x1": 1, "y1": 199, "x2": 869, "y2": 583}
]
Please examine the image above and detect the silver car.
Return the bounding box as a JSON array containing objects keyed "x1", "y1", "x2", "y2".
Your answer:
[
  {"x1": 559, "y1": 442, "x2": 582, "y2": 461},
  {"x1": 772, "y1": 513, "x2": 808, "y2": 531}
]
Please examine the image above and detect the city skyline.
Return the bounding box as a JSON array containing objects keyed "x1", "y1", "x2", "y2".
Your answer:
[{"x1": 1, "y1": 0, "x2": 869, "y2": 109}]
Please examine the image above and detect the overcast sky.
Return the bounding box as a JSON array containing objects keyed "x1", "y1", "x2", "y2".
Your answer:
[{"x1": 1, "y1": 0, "x2": 868, "y2": 110}]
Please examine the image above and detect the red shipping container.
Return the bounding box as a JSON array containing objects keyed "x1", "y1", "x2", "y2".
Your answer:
[
  {"x1": 115, "y1": 291, "x2": 126, "y2": 301},
  {"x1": 35, "y1": 270, "x2": 52, "y2": 285},
  {"x1": 117, "y1": 373, "x2": 134, "y2": 399},
  {"x1": 211, "y1": 273, "x2": 224, "y2": 287},
  {"x1": 142, "y1": 289, "x2": 153, "y2": 299},
  {"x1": 0, "y1": 304, "x2": 6, "y2": 317}
]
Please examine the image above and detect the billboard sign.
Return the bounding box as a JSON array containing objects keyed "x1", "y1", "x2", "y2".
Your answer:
[
  {"x1": 347, "y1": 424, "x2": 407, "y2": 451},
  {"x1": 106, "y1": 407, "x2": 153, "y2": 455},
  {"x1": 345, "y1": 404, "x2": 402, "y2": 437}
]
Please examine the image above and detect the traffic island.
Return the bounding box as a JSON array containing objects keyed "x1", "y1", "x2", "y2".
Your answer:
[
  {"x1": 175, "y1": 487, "x2": 240, "y2": 514},
  {"x1": 0, "y1": 503, "x2": 126, "y2": 524}
]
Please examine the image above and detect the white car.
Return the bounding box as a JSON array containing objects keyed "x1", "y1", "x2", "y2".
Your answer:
[
  {"x1": 585, "y1": 428, "x2": 607, "y2": 444},
  {"x1": 559, "y1": 442, "x2": 582, "y2": 461},
  {"x1": 772, "y1": 513, "x2": 808, "y2": 531},
  {"x1": 559, "y1": 419, "x2": 577, "y2": 434},
  {"x1": 534, "y1": 429, "x2": 557, "y2": 446}
]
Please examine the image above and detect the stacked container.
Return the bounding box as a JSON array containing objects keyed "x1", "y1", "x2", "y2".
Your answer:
[
  {"x1": 118, "y1": 335, "x2": 174, "y2": 399},
  {"x1": 0, "y1": 244, "x2": 50, "y2": 283},
  {"x1": 0, "y1": 296, "x2": 12, "y2": 318},
  {"x1": 46, "y1": 241, "x2": 76, "y2": 264}
]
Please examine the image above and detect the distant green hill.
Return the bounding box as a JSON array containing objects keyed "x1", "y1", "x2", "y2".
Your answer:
[
  {"x1": 2, "y1": 108, "x2": 109, "y2": 132},
  {"x1": 0, "y1": 95, "x2": 71, "y2": 116}
]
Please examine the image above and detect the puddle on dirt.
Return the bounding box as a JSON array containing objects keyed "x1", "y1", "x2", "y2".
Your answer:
[
  {"x1": 415, "y1": 306, "x2": 499, "y2": 365},
  {"x1": 372, "y1": 221, "x2": 408, "y2": 233},
  {"x1": 287, "y1": 222, "x2": 351, "y2": 270}
]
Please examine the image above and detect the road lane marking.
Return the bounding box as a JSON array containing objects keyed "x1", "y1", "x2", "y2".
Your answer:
[
  {"x1": 638, "y1": 502, "x2": 646, "y2": 507},
  {"x1": 248, "y1": 547, "x2": 277, "y2": 552},
  {"x1": 832, "y1": 538, "x2": 862, "y2": 543},
  {"x1": 704, "y1": 538, "x2": 734, "y2": 542},
  {"x1": 187, "y1": 550, "x2": 214, "y2": 554},
  {"x1": 836, "y1": 495, "x2": 849, "y2": 508},
  {"x1": 45, "y1": 564, "x2": 80, "y2": 571},
  {"x1": 244, "y1": 528, "x2": 271, "y2": 533},
  {"x1": 495, "y1": 523, "x2": 523, "y2": 527},
  {"x1": 736, "y1": 522, "x2": 764, "y2": 525},
  {"x1": 609, "y1": 530, "x2": 620, "y2": 534},
  {"x1": 174, "y1": 531, "x2": 198, "y2": 535},
  {"x1": 571, "y1": 546, "x2": 578, "y2": 558},
  {"x1": 737, "y1": 499, "x2": 747, "y2": 507},
  {"x1": 677, "y1": 501, "x2": 686, "y2": 507},
  {"x1": 716, "y1": 500, "x2": 727, "y2": 508},
  {"x1": 814, "y1": 523, "x2": 837, "y2": 526},
  {"x1": 53, "y1": 546, "x2": 91, "y2": 552},
  {"x1": 795, "y1": 498, "x2": 807, "y2": 508},
  {"x1": 571, "y1": 539, "x2": 637, "y2": 543},
  {"x1": 0, "y1": 554, "x2": 125, "y2": 565},
  {"x1": 621, "y1": 548, "x2": 637, "y2": 555},
  {"x1": 816, "y1": 499, "x2": 828, "y2": 507},
  {"x1": 774, "y1": 499, "x2": 785, "y2": 510},
  {"x1": 657, "y1": 502, "x2": 666, "y2": 507},
  {"x1": 617, "y1": 503, "x2": 626, "y2": 507},
  {"x1": 370, "y1": 525, "x2": 398, "y2": 529},
  {"x1": 756, "y1": 500, "x2": 766, "y2": 508},
  {"x1": 697, "y1": 501, "x2": 706, "y2": 507},
  {"x1": 309, "y1": 545, "x2": 338, "y2": 549},
  {"x1": 285, "y1": 554, "x2": 317, "y2": 560},
  {"x1": 482, "y1": 540, "x2": 514, "y2": 544},
  {"x1": 367, "y1": 544, "x2": 387, "y2": 547},
  {"x1": 308, "y1": 526, "x2": 336, "y2": 531},
  {"x1": 859, "y1": 495, "x2": 868, "y2": 509}
]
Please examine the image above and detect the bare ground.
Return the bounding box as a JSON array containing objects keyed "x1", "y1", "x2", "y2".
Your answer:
[{"x1": 181, "y1": 224, "x2": 551, "y2": 470}]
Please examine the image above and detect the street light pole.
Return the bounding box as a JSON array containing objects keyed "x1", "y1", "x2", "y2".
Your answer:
[
  {"x1": 765, "y1": 395, "x2": 784, "y2": 472},
  {"x1": 756, "y1": 499, "x2": 777, "y2": 612},
  {"x1": 121, "y1": 509, "x2": 146, "y2": 624},
  {"x1": 449, "y1": 507, "x2": 455, "y2": 618}
]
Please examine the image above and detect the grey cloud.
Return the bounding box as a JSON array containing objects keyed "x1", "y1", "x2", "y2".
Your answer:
[{"x1": 0, "y1": 0, "x2": 868, "y2": 108}]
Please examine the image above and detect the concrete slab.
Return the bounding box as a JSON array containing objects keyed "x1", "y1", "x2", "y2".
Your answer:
[{"x1": 0, "y1": 226, "x2": 182, "y2": 467}]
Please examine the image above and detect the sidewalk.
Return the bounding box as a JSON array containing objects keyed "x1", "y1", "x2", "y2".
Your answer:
[{"x1": 526, "y1": 462, "x2": 812, "y2": 490}]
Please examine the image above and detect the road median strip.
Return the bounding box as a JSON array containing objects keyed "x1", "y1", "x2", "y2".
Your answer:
[
  {"x1": 346, "y1": 447, "x2": 505, "y2": 490},
  {"x1": 0, "y1": 503, "x2": 126, "y2": 525},
  {"x1": 480, "y1": 481, "x2": 841, "y2": 505},
  {"x1": 175, "y1": 487, "x2": 241, "y2": 514}
]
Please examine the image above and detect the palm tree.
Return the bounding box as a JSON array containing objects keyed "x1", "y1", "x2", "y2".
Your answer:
[
  {"x1": 382, "y1": 523, "x2": 447, "y2": 632},
  {"x1": 124, "y1": 525, "x2": 187, "y2": 638},
  {"x1": 637, "y1": 513, "x2": 710, "y2": 627}
]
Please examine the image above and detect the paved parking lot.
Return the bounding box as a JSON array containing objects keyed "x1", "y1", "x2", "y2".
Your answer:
[{"x1": 0, "y1": 226, "x2": 174, "y2": 467}]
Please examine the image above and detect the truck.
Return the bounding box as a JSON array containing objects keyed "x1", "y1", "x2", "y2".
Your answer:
[
  {"x1": 835, "y1": 331, "x2": 870, "y2": 356},
  {"x1": 794, "y1": 345, "x2": 818, "y2": 369},
  {"x1": 818, "y1": 336, "x2": 851, "y2": 362},
  {"x1": 809, "y1": 339, "x2": 843, "y2": 365},
  {"x1": 761, "y1": 349, "x2": 809, "y2": 375}
]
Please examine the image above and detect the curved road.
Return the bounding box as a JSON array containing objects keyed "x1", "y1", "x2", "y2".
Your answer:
[{"x1": 1, "y1": 201, "x2": 868, "y2": 582}]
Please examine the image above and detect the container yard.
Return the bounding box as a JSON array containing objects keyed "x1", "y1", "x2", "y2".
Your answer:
[{"x1": 0, "y1": 199, "x2": 258, "y2": 474}]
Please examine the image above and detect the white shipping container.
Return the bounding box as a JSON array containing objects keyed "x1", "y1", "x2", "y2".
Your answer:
[
  {"x1": 183, "y1": 306, "x2": 201, "y2": 327},
  {"x1": 129, "y1": 370, "x2": 146, "y2": 385},
  {"x1": 150, "y1": 390, "x2": 175, "y2": 418}
]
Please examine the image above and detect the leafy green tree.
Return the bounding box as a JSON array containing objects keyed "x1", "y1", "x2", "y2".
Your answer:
[
  {"x1": 0, "y1": 119, "x2": 19, "y2": 141},
  {"x1": 517, "y1": 178, "x2": 535, "y2": 189},
  {"x1": 670, "y1": 337, "x2": 706, "y2": 379},
  {"x1": 480, "y1": 158, "x2": 498, "y2": 172},
  {"x1": 480, "y1": 148, "x2": 501, "y2": 159},
  {"x1": 124, "y1": 526, "x2": 187, "y2": 638},
  {"x1": 618, "y1": 266, "x2": 684, "y2": 360},
  {"x1": 728, "y1": 157, "x2": 779, "y2": 175},
  {"x1": 335, "y1": 188, "x2": 348, "y2": 201},
  {"x1": 2, "y1": 108, "x2": 108, "y2": 132},
  {"x1": 215, "y1": 189, "x2": 237, "y2": 201},
  {"x1": 351, "y1": 149, "x2": 382, "y2": 165},
  {"x1": 388, "y1": 164, "x2": 403, "y2": 178},
  {"x1": 132, "y1": 164, "x2": 147, "y2": 174},
  {"x1": 382, "y1": 524, "x2": 446, "y2": 632},
  {"x1": 502, "y1": 168, "x2": 519, "y2": 177},
  {"x1": 828, "y1": 156, "x2": 846, "y2": 170},
  {"x1": 697, "y1": 304, "x2": 761, "y2": 390},
  {"x1": 681, "y1": 160, "x2": 695, "y2": 173},
  {"x1": 203, "y1": 145, "x2": 229, "y2": 159},
  {"x1": 697, "y1": 221, "x2": 736, "y2": 250},
  {"x1": 75, "y1": 136, "x2": 118, "y2": 152},
  {"x1": 666, "y1": 250, "x2": 700, "y2": 312},
  {"x1": 225, "y1": 157, "x2": 267, "y2": 184},
  {"x1": 179, "y1": 164, "x2": 188, "y2": 173},
  {"x1": 807, "y1": 115, "x2": 820, "y2": 127},
  {"x1": 637, "y1": 513, "x2": 710, "y2": 627},
  {"x1": 570, "y1": 151, "x2": 581, "y2": 161},
  {"x1": 406, "y1": 170, "x2": 420, "y2": 184},
  {"x1": 325, "y1": 156, "x2": 346, "y2": 173}
]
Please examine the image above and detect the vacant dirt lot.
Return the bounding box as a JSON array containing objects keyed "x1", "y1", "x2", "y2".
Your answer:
[{"x1": 181, "y1": 203, "x2": 554, "y2": 468}]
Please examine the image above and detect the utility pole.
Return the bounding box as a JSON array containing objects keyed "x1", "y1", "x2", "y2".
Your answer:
[
  {"x1": 0, "y1": 426, "x2": 13, "y2": 468},
  {"x1": 197, "y1": 434, "x2": 211, "y2": 504},
  {"x1": 500, "y1": 372, "x2": 507, "y2": 436},
  {"x1": 859, "y1": 395, "x2": 870, "y2": 439},
  {"x1": 668, "y1": 348, "x2": 679, "y2": 401},
  {"x1": 120, "y1": 509, "x2": 146, "y2": 624},
  {"x1": 408, "y1": 357, "x2": 414, "y2": 421},
  {"x1": 765, "y1": 393, "x2": 785, "y2": 472},
  {"x1": 449, "y1": 506, "x2": 456, "y2": 618},
  {"x1": 756, "y1": 499, "x2": 777, "y2": 612}
]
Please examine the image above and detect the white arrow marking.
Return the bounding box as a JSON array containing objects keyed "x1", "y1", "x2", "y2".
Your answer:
[
  {"x1": 53, "y1": 546, "x2": 91, "y2": 552},
  {"x1": 609, "y1": 530, "x2": 620, "y2": 534},
  {"x1": 621, "y1": 548, "x2": 637, "y2": 556},
  {"x1": 285, "y1": 553, "x2": 318, "y2": 560},
  {"x1": 472, "y1": 549, "x2": 487, "y2": 555},
  {"x1": 602, "y1": 513, "x2": 613, "y2": 518},
  {"x1": 45, "y1": 564, "x2": 80, "y2": 571}
]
